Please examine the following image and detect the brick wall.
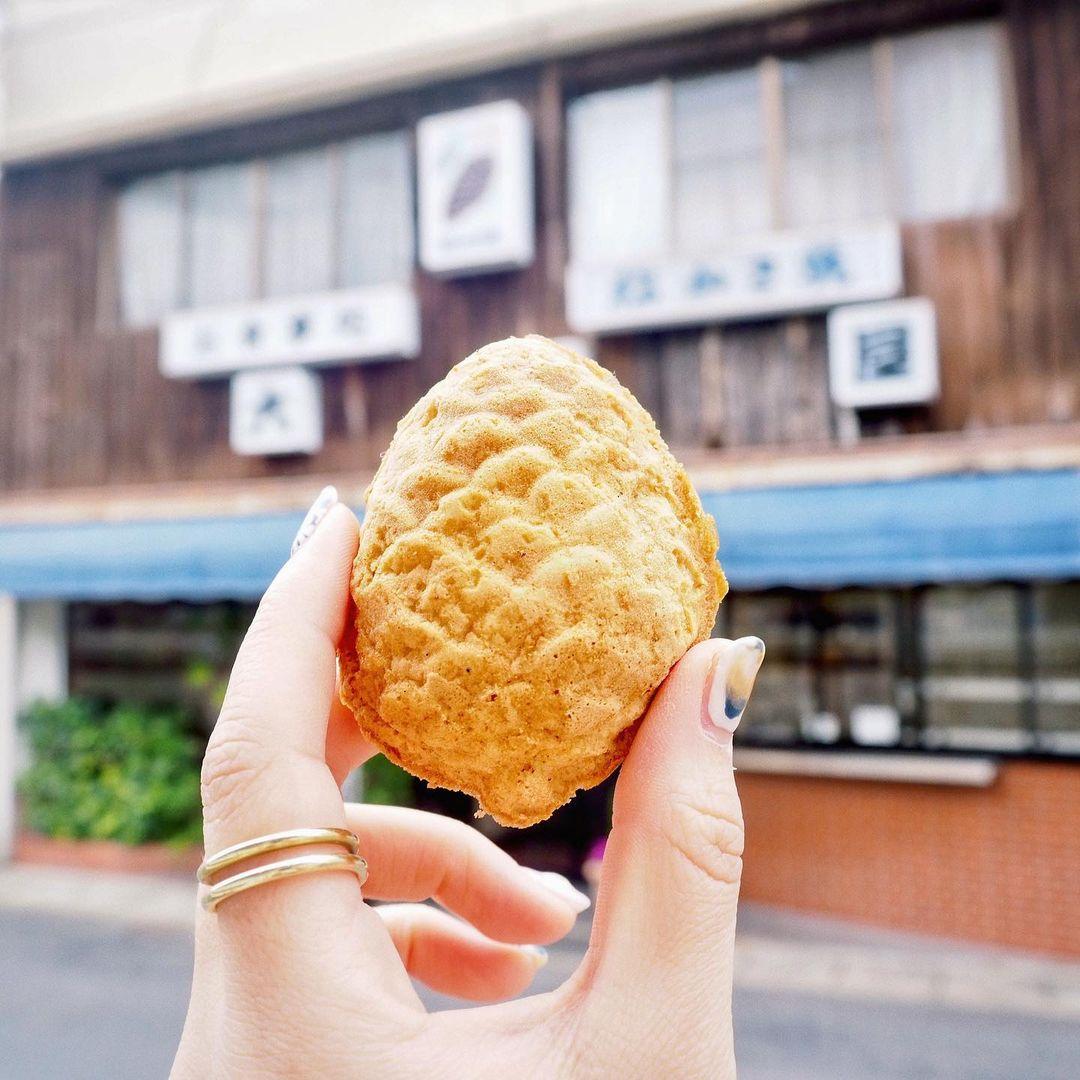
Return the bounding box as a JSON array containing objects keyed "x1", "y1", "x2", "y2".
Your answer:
[{"x1": 737, "y1": 761, "x2": 1080, "y2": 957}]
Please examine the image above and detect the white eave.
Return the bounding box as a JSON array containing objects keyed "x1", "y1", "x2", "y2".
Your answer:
[{"x1": 0, "y1": 0, "x2": 831, "y2": 165}]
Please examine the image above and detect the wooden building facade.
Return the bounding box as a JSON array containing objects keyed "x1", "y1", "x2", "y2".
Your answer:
[{"x1": 1, "y1": 0, "x2": 1077, "y2": 953}]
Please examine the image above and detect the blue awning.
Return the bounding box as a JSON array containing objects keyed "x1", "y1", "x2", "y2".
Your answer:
[{"x1": 0, "y1": 469, "x2": 1077, "y2": 601}]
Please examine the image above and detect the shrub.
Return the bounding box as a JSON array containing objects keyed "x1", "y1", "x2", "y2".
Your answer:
[
  {"x1": 363, "y1": 754, "x2": 415, "y2": 806},
  {"x1": 18, "y1": 698, "x2": 203, "y2": 848}
]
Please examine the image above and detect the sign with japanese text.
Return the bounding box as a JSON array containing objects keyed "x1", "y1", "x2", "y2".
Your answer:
[
  {"x1": 417, "y1": 99, "x2": 535, "y2": 277},
  {"x1": 229, "y1": 366, "x2": 323, "y2": 457},
  {"x1": 160, "y1": 284, "x2": 420, "y2": 378},
  {"x1": 565, "y1": 223, "x2": 902, "y2": 334},
  {"x1": 827, "y1": 297, "x2": 938, "y2": 408}
]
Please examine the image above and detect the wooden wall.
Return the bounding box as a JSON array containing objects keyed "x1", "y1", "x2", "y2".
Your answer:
[{"x1": 0, "y1": 0, "x2": 1076, "y2": 494}]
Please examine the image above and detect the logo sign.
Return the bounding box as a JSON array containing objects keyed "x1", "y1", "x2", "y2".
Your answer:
[
  {"x1": 229, "y1": 366, "x2": 323, "y2": 457},
  {"x1": 565, "y1": 223, "x2": 902, "y2": 333},
  {"x1": 828, "y1": 297, "x2": 938, "y2": 408},
  {"x1": 417, "y1": 99, "x2": 534, "y2": 276},
  {"x1": 161, "y1": 284, "x2": 420, "y2": 378}
]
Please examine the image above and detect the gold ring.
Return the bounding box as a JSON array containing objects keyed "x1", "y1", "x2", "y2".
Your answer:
[
  {"x1": 201, "y1": 851, "x2": 369, "y2": 912},
  {"x1": 197, "y1": 827, "x2": 359, "y2": 883}
]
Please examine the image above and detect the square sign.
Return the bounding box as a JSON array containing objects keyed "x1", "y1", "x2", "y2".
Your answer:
[
  {"x1": 828, "y1": 297, "x2": 939, "y2": 408},
  {"x1": 229, "y1": 366, "x2": 323, "y2": 457},
  {"x1": 417, "y1": 99, "x2": 535, "y2": 276}
]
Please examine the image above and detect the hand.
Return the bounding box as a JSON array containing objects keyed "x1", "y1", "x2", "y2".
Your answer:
[{"x1": 172, "y1": 498, "x2": 763, "y2": 1079}]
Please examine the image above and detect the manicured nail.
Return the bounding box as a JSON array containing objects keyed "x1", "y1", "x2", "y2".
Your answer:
[
  {"x1": 704, "y1": 637, "x2": 765, "y2": 743},
  {"x1": 524, "y1": 868, "x2": 591, "y2": 913},
  {"x1": 291, "y1": 486, "x2": 338, "y2": 556},
  {"x1": 521, "y1": 944, "x2": 549, "y2": 969}
]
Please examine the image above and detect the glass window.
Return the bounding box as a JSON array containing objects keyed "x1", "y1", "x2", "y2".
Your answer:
[
  {"x1": 921, "y1": 585, "x2": 1029, "y2": 751},
  {"x1": 672, "y1": 68, "x2": 770, "y2": 253},
  {"x1": 340, "y1": 132, "x2": 415, "y2": 287},
  {"x1": 117, "y1": 172, "x2": 185, "y2": 326},
  {"x1": 568, "y1": 82, "x2": 671, "y2": 263},
  {"x1": 187, "y1": 162, "x2": 258, "y2": 308},
  {"x1": 727, "y1": 592, "x2": 817, "y2": 745},
  {"x1": 892, "y1": 21, "x2": 1011, "y2": 221},
  {"x1": 781, "y1": 45, "x2": 888, "y2": 228},
  {"x1": 1033, "y1": 583, "x2": 1080, "y2": 753},
  {"x1": 263, "y1": 148, "x2": 336, "y2": 297}
]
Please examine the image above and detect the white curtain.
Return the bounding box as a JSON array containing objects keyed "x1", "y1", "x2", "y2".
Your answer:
[
  {"x1": 188, "y1": 161, "x2": 257, "y2": 308},
  {"x1": 263, "y1": 148, "x2": 335, "y2": 297},
  {"x1": 567, "y1": 82, "x2": 670, "y2": 263},
  {"x1": 117, "y1": 171, "x2": 184, "y2": 325},
  {"x1": 339, "y1": 131, "x2": 414, "y2": 287},
  {"x1": 672, "y1": 67, "x2": 771, "y2": 253},
  {"x1": 781, "y1": 44, "x2": 887, "y2": 228},
  {"x1": 892, "y1": 21, "x2": 1010, "y2": 221}
]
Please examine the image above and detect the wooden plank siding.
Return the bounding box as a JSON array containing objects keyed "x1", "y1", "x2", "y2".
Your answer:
[{"x1": 0, "y1": 0, "x2": 1076, "y2": 494}]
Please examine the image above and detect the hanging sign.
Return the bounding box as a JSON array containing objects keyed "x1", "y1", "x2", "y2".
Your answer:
[
  {"x1": 828, "y1": 297, "x2": 939, "y2": 408},
  {"x1": 565, "y1": 222, "x2": 902, "y2": 333},
  {"x1": 229, "y1": 366, "x2": 323, "y2": 457},
  {"x1": 417, "y1": 99, "x2": 535, "y2": 276},
  {"x1": 161, "y1": 284, "x2": 420, "y2": 378}
]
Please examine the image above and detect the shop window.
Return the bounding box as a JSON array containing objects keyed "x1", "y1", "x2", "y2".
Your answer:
[
  {"x1": 673, "y1": 68, "x2": 770, "y2": 253},
  {"x1": 339, "y1": 131, "x2": 415, "y2": 287},
  {"x1": 1032, "y1": 582, "x2": 1080, "y2": 753},
  {"x1": 116, "y1": 171, "x2": 185, "y2": 327},
  {"x1": 115, "y1": 130, "x2": 413, "y2": 325},
  {"x1": 187, "y1": 161, "x2": 258, "y2": 308},
  {"x1": 567, "y1": 19, "x2": 1014, "y2": 265},
  {"x1": 892, "y1": 22, "x2": 1012, "y2": 221},
  {"x1": 263, "y1": 148, "x2": 336, "y2": 298},
  {"x1": 781, "y1": 45, "x2": 887, "y2": 229},
  {"x1": 920, "y1": 585, "x2": 1028, "y2": 751}
]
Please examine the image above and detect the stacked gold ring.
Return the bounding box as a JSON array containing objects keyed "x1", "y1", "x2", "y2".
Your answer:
[{"x1": 197, "y1": 827, "x2": 367, "y2": 912}]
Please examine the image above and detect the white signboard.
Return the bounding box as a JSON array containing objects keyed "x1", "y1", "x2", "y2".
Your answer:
[
  {"x1": 828, "y1": 297, "x2": 939, "y2": 408},
  {"x1": 161, "y1": 284, "x2": 420, "y2": 378},
  {"x1": 229, "y1": 366, "x2": 323, "y2": 457},
  {"x1": 565, "y1": 223, "x2": 902, "y2": 333},
  {"x1": 417, "y1": 99, "x2": 534, "y2": 276}
]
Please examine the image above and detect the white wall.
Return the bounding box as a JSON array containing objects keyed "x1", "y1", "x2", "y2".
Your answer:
[
  {"x1": 0, "y1": 599, "x2": 68, "y2": 860},
  {"x1": 1, "y1": 0, "x2": 826, "y2": 163}
]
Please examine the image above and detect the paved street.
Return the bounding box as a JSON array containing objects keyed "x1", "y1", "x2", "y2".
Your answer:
[{"x1": 2, "y1": 904, "x2": 1078, "y2": 1080}]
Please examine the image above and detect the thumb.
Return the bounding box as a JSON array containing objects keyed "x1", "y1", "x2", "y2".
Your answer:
[{"x1": 580, "y1": 637, "x2": 764, "y2": 1064}]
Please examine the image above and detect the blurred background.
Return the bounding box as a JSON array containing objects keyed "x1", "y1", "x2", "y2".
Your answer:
[{"x1": 0, "y1": 1, "x2": 1077, "y2": 1077}]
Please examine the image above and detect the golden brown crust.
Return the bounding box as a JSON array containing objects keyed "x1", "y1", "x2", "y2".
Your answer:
[{"x1": 338, "y1": 335, "x2": 726, "y2": 826}]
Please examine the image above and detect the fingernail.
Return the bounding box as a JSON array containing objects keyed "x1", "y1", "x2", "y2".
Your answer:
[
  {"x1": 524, "y1": 868, "x2": 591, "y2": 913},
  {"x1": 291, "y1": 485, "x2": 338, "y2": 556},
  {"x1": 521, "y1": 944, "x2": 549, "y2": 969},
  {"x1": 704, "y1": 637, "x2": 765, "y2": 743}
]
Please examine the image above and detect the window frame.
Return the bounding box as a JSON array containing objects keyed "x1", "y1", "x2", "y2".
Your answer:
[
  {"x1": 567, "y1": 18, "x2": 1019, "y2": 265},
  {"x1": 723, "y1": 581, "x2": 1079, "y2": 761},
  {"x1": 114, "y1": 130, "x2": 415, "y2": 327}
]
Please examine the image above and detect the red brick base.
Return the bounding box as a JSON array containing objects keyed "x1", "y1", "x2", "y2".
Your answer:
[{"x1": 737, "y1": 760, "x2": 1080, "y2": 957}]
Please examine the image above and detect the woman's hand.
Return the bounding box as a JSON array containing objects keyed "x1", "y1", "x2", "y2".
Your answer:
[{"x1": 172, "y1": 498, "x2": 763, "y2": 1079}]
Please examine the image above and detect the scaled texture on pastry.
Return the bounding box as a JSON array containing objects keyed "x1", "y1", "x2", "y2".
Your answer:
[{"x1": 339, "y1": 335, "x2": 726, "y2": 826}]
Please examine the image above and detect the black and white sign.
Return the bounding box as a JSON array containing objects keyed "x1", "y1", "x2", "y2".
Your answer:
[
  {"x1": 229, "y1": 366, "x2": 323, "y2": 457},
  {"x1": 565, "y1": 223, "x2": 903, "y2": 333},
  {"x1": 161, "y1": 285, "x2": 420, "y2": 378},
  {"x1": 828, "y1": 297, "x2": 938, "y2": 408},
  {"x1": 417, "y1": 100, "x2": 534, "y2": 276}
]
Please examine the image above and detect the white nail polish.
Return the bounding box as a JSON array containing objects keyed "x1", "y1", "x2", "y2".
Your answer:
[
  {"x1": 291, "y1": 485, "x2": 338, "y2": 556},
  {"x1": 704, "y1": 636, "x2": 765, "y2": 742},
  {"x1": 525, "y1": 868, "x2": 591, "y2": 913}
]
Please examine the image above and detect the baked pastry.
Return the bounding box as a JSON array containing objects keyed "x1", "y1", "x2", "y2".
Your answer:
[{"x1": 339, "y1": 335, "x2": 725, "y2": 826}]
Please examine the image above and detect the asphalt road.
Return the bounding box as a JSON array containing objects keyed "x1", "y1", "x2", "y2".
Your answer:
[{"x1": 1, "y1": 910, "x2": 1077, "y2": 1080}]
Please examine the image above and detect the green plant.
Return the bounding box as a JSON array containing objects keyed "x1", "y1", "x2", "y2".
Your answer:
[
  {"x1": 363, "y1": 754, "x2": 415, "y2": 806},
  {"x1": 18, "y1": 697, "x2": 203, "y2": 848}
]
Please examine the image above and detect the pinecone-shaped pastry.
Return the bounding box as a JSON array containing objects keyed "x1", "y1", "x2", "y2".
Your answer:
[{"x1": 339, "y1": 335, "x2": 726, "y2": 826}]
